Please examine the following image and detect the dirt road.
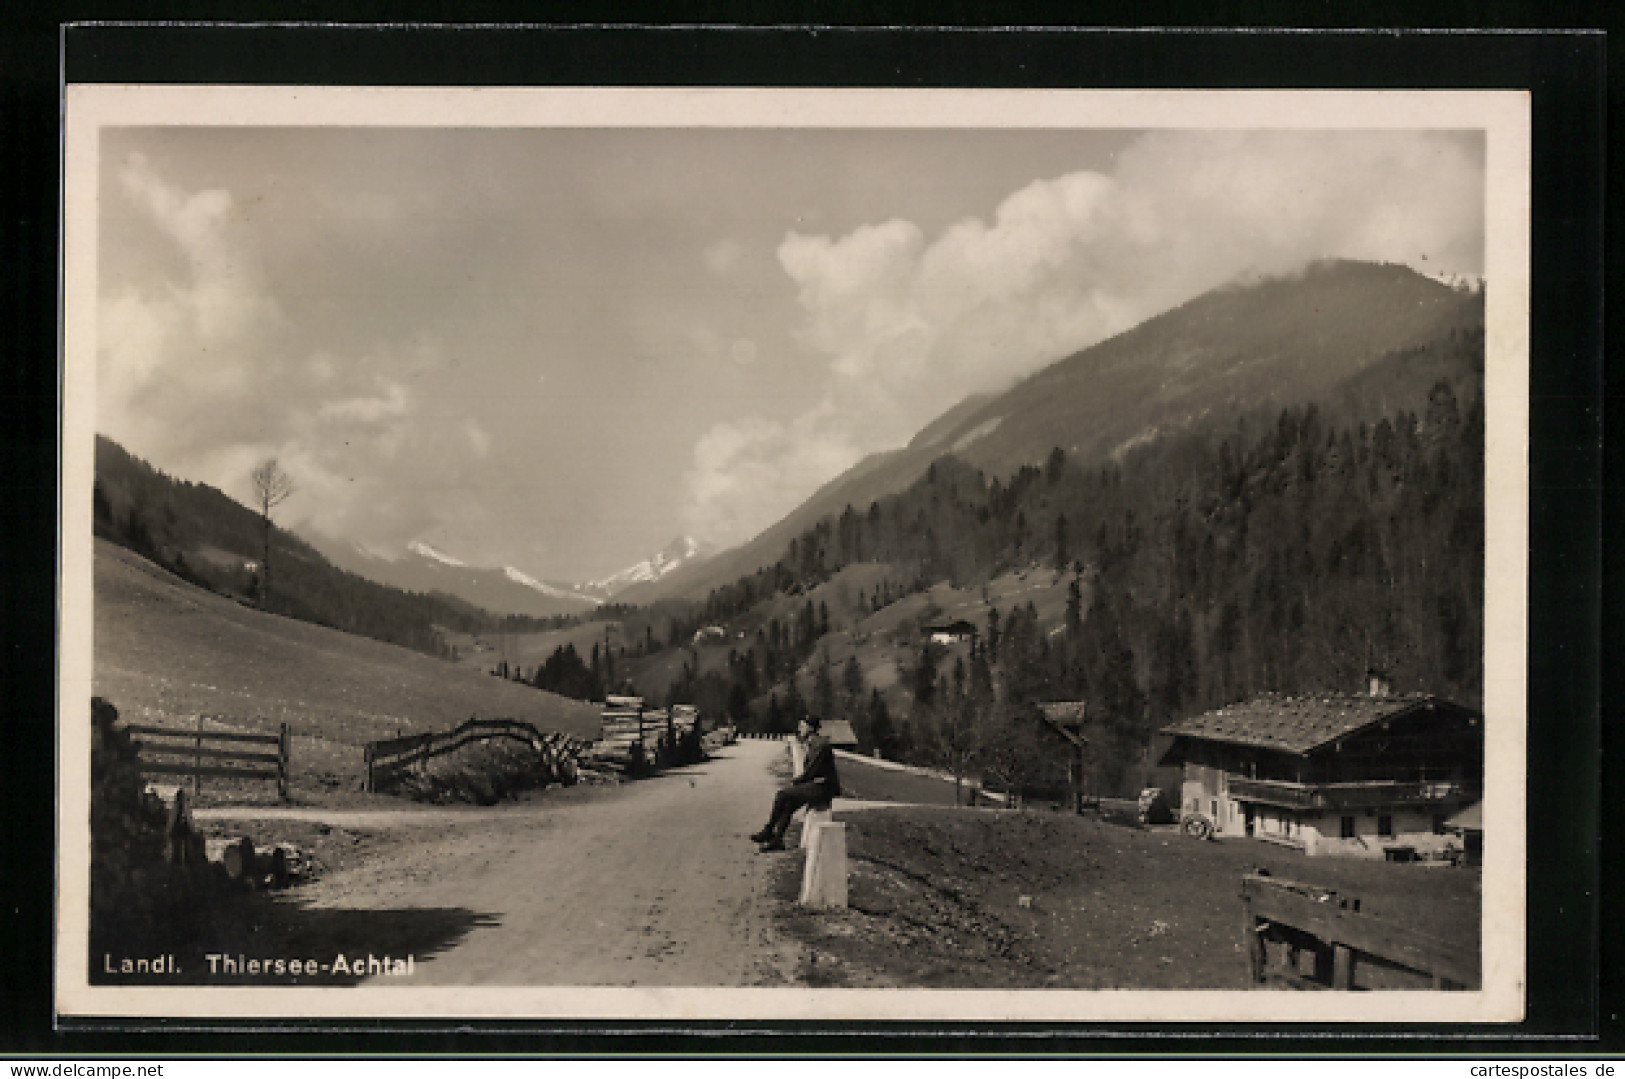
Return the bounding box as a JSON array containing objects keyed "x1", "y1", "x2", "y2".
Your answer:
[{"x1": 283, "y1": 738, "x2": 803, "y2": 987}]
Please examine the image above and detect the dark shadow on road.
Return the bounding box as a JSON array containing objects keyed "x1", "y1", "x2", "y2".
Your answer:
[{"x1": 91, "y1": 889, "x2": 500, "y2": 986}]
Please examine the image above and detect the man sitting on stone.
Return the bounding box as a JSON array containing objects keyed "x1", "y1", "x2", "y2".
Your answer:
[{"x1": 751, "y1": 715, "x2": 841, "y2": 851}]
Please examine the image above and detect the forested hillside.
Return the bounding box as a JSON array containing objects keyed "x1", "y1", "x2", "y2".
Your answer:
[
  {"x1": 640, "y1": 320, "x2": 1484, "y2": 794},
  {"x1": 90, "y1": 257, "x2": 1487, "y2": 800},
  {"x1": 93, "y1": 436, "x2": 568, "y2": 658},
  {"x1": 623, "y1": 260, "x2": 1482, "y2": 605}
]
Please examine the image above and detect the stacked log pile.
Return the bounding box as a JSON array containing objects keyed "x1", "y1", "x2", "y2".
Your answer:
[
  {"x1": 588, "y1": 696, "x2": 648, "y2": 772},
  {"x1": 588, "y1": 698, "x2": 706, "y2": 776},
  {"x1": 142, "y1": 783, "x2": 305, "y2": 890}
]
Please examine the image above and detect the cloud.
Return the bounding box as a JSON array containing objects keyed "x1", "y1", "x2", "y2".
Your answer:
[
  {"x1": 703, "y1": 238, "x2": 745, "y2": 276},
  {"x1": 683, "y1": 409, "x2": 853, "y2": 542},
  {"x1": 682, "y1": 130, "x2": 1485, "y2": 547},
  {"x1": 317, "y1": 383, "x2": 411, "y2": 424},
  {"x1": 97, "y1": 155, "x2": 491, "y2": 558},
  {"x1": 464, "y1": 418, "x2": 493, "y2": 457},
  {"x1": 99, "y1": 155, "x2": 291, "y2": 468}
]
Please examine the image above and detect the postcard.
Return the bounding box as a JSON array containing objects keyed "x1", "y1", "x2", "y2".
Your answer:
[{"x1": 58, "y1": 83, "x2": 1529, "y2": 1022}]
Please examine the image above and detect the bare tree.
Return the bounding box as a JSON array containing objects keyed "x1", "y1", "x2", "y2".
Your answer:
[{"x1": 250, "y1": 458, "x2": 294, "y2": 603}]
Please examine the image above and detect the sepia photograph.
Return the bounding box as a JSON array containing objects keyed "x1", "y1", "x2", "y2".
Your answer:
[{"x1": 57, "y1": 85, "x2": 1530, "y2": 1023}]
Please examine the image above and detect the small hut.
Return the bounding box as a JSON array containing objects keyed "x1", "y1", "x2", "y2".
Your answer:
[{"x1": 821, "y1": 718, "x2": 860, "y2": 750}]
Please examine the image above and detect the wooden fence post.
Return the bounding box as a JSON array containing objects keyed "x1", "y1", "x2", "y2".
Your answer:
[
  {"x1": 1313, "y1": 942, "x2": 1335, "y2": 985},
  {"x1": 1332, "y1": 943, "x2": 1355, "y2": 990},
  {"x1": 194, "y1": 714, "x2": 204, "y2": 800},
  {"x1": 166, "y1": 787, "x2": 190, "y2": 865},
  {"x1": 278, "y1": 722, "x2": 290, "y2": 801},
  {"x1": 1242, "y1": 908, "x2": 1265, "y2": 984}
]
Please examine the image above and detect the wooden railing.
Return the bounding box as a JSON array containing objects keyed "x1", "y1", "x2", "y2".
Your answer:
[
  {"x1": 363, "y1": 717, "x2": 584, "y2": 793},
  {"x1": 1240, "y1": 872, "x2": 1478, "y2": 990},
  {"x1": 1226, "y1": 777, "x2": 1470, "y2": 811},
  {"x1": 126, "y1": 721, "x2": 290, "y2": 801}
]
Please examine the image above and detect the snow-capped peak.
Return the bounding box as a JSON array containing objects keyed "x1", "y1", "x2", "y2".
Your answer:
[
  {"x1": 407, "y1": 540, "x2": 466, "y2": 567},
  {"x1": 503, "y1": 565, "x2": 600, "y2": 603},
  {"x1": 585, "y1": 535, "x2": 713, "y2": 595},
  {"x1": 503, "y1": 564, "x2": 547, "y2": 591}
]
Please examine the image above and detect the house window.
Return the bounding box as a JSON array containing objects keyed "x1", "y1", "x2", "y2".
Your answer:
[
  {"x1": 1378, "y1": 814, "x2": 1394, "y2": 838},
  {"x1": 1340, "y1": 816, "x2": 1356, "y2": 839}
]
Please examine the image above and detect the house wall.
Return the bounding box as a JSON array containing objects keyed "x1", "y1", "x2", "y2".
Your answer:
[
  {"x1": 1181, "y1": 765, "x2": 1252, "y2": 836},
  {"x1": 1182, "y1": 762, "x2": 1454, "y2": 855},
  {"x1": 1300, "y1": 806, "x2": 1443, "y2": 858},
  {"x1": 1180, "y1": 765, "x2": 1221, "y2": 821},
  {"x1": 1248, "y1": 803, "x2": 1303, "y2": 845}
]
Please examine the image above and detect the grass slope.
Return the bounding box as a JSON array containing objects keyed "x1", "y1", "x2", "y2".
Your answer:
[
  {"x1": 93, "y1": 540, "x2": 602, "y2": 794},
  {"x1": 775, "y1": 805, "x2": 1480, "y2": 990}
]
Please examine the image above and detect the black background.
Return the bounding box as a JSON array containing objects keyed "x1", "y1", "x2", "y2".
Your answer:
[{"x1": 1, "y1": 7, "x2": 1612, "y2": 1058}]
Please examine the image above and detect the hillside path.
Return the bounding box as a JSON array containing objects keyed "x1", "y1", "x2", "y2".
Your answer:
[{"x1": 283, "y1": 738, "x2": 805, "y2": 987}]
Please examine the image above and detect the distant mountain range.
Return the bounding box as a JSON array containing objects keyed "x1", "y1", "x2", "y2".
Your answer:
[
  {"x1": 91, "y1": 255, "x2": 1486, "y2": 783},
  {"x1": 618, "y1": 259, "x2": 1484, "y2": 604},
  {"x1": 95, "y1": 257, "x2": 1479, "y2": 648},
  {"x1": 305, "y1": 531, "x2": 715, "y2": 619}
]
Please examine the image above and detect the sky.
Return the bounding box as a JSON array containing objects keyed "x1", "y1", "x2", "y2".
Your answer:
[{"x1": 95, "y1": 124, "x2": 1485, "y2": 583}]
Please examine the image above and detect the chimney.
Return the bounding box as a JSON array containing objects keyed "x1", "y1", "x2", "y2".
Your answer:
[{"x1": 1367, "y1": 669, "x2": 1391, "y2": 698}]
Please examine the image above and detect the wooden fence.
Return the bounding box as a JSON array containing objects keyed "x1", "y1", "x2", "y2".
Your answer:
[
  {"x1": 363, "y1": 717, "x2": 582, "y2": 793},
  {"x1": 1240, "y1": 872, "x2": 1479, "y2": 990},
  {"x1": 126, "y1": 721, "x2": 290, "y2": 800}
]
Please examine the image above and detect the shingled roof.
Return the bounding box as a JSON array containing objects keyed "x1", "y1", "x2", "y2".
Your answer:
[
  {"x1": 1034, "y1": 701, "x2": 1087, "y2": 727},
  {"x1": 821, "y1": 718, "x2": 859, "y2": 747},
  {"x1": 1160, "y1": 693, "x2": 1453, "y2": 756}
]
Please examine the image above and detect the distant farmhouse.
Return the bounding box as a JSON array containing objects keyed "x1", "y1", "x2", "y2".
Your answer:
[
  {"x1": 1159, "y1": 682, "x2": 1482, "y2": 858},
  {"x1": 925, "y1": 619, "x2": 978, "y2": 645}
]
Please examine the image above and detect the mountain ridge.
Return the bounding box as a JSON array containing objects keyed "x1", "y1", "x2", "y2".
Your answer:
[
  {"x1": 620, "y1": 259, "x2": 1482, "y2": 604},
  {"x1": 305, "y1": 530, "x2": 715, "y2": 618}
]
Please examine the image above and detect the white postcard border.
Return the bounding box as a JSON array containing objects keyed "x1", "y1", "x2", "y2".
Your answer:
[{"x1": 58, "y1": 84, "x2": 1530, "y2": 1023}]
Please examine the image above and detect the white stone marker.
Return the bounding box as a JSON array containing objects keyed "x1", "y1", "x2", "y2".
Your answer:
[
  {"x1": 798, "y1": 821, "x2": 848, "y2": 909},
  {"x1": 799, "y1": 804, "x2": 834, "y2": 849}
]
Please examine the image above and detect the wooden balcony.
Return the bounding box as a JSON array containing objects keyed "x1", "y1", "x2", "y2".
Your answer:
[{"x1": 1226, "y1": 777, "x2": 1469, "y2": 811}]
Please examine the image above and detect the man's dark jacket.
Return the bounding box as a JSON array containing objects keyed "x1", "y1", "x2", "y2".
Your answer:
[{"x1": 795, "y1": 733, "x2": 842, "y2": 797}]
